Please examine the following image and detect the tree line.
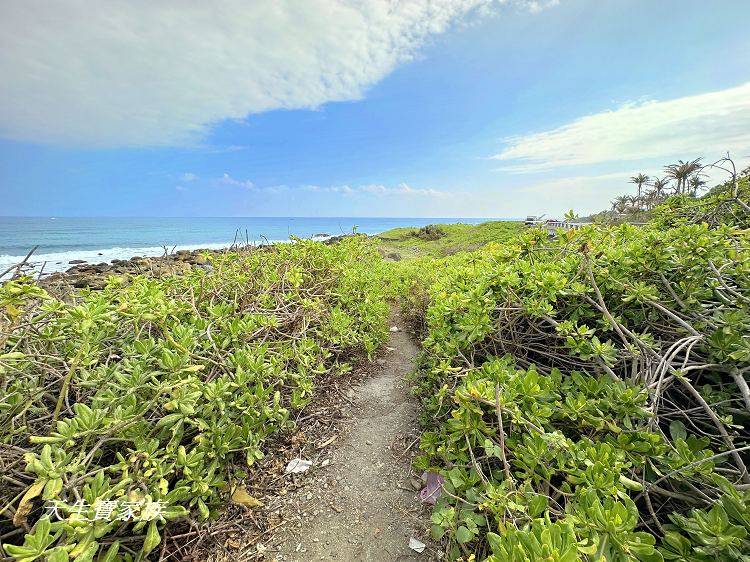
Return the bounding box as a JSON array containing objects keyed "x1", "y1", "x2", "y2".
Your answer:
[{"x1": 611, "y1": 157, "x2": 706, "y2": 214}]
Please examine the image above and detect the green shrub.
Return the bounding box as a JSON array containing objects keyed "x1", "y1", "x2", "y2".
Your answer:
[
  {"x1": 1, "y1": 238, "x2": 389, "y2": 560},
  {"x1": 411, "y1": 225, "x2": 446, "y2": 241},
  {"x1": 393, "y1": 221, "x2": 750, "y2": 560},
  {"x1": 652, "y1": 174, "x2": 750, "y2": 229}
]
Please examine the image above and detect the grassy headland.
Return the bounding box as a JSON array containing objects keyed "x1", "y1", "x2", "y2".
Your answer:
[{"x1": 375, "y1": 220, "x2": 522, "y2": 259}]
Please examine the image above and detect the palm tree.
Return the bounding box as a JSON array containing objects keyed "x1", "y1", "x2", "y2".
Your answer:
[
  {"x1": 651, "y1": 177, "x2": 670, "y2": 199},
  {"x1": 665, "y1": 158, "x2": 702, "y2": 195},
  {"x1": 622, "y1": 195, "x2": 637, "y2": 212},
  {"x1": 664, "y1": 162, "x2": 685, "y2": 194},
  {"x1": 646, "y1": 190, "x2": 663, "y2": 210},
  {"x1": 687, "y1": 175, "x2": 707, "y2": 197},
  {"x1": 641, "y1": 190, "x2": 653, "y2": 210},
  {"x1": 630, "y1": 173, "x2": 650, "y2": 200},
  {"x1": 611, "y1": 195, "x2": 629, "y2": 214}
]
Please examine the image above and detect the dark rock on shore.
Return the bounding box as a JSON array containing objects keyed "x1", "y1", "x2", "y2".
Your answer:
[
  {"x1": 322, "y1": 234, "x2": 358, "y2": 245},
  {"x1": 40, "y1": 236, "x2": 355, "y2": 294},
  {"x1": 41, "y1": 248, "x2": 219, "y2": 293}
]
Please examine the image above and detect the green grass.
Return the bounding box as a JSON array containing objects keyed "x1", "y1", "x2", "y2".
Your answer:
[{"x1": 374, "y1": 220, "x2": 522, "y2": 259}]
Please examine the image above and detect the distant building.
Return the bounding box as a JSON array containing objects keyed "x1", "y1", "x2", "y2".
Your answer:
[
  {"x1": 524, "y1": 215, "x2": 542, "y2": 226},
  {"x1": 524, "y1": 216, "x2": 584, "y2": 236}
]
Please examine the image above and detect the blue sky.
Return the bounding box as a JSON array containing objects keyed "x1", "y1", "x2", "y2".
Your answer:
[{"x1": 1, "y1": 0, "x2": 749, "y2": 217}]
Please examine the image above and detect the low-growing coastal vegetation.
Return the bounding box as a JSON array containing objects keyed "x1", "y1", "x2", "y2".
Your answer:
[
  {"x1": 388, "y1": 160, "x2": 750, "y2": 560},
  {"x1": 375, "y1": 221, "x2": 522, "y2": 259},
  {"x1": 1, "y1": 240, "x2": 389, "y2": 560},
  {"x1": 2, "y1": 159, "x2": 750, "y2": 560}
]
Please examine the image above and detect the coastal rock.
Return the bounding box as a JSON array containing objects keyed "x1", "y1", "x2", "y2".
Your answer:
[
  {"x1": 72, "y1": 275, "x2": 105, "y2": 290},
  {"x1": 323, "y1": 234, "x2": 357, "y2": 245},
  {"x1": 41, "y1": 247, "x2": 227, "y2": 295}
]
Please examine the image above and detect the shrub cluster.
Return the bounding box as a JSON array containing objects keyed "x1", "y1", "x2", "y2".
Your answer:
[
  {"x1": 391, "y1": 220, "x2": 750, "y2": 560},
  {"x1": 0, "y1": 238, "x2": 389, "y2": 561},
  {"x1": 411, "y1": 225, "x2": 447, "y2": 241},
  {"x1": 652, "y1": 174, "x2": 750, "y2": 230}
]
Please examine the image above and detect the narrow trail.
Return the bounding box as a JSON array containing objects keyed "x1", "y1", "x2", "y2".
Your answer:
[{"x1": 273, "y1": 311, "x2": 433, "y2": 561}]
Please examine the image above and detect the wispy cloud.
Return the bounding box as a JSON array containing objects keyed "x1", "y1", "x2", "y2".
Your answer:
[
  {"x1": 518, "y1": 171, "x2": 634, "y2": 193},
  {"x1": 204, "y1": 145, "x2": 250, "y2": 154},
  {"x1": 218, "y1": 173, "x2": 255, "y2": 190},
  {"x1": 492, "y1": 82, "x2": 750, "y2": 172},
  {"x1": 507, "y1": 172, "x2": 639, "y2": 215},
  {"x1": 215, "y1": 173, "x2": 290, "y2": 193},
  {"x1": 304, "y1": 182, "x2": 450, "y2": 198},
  {"x1": 525, "y1": 0, "x2": 560, "y2": 13},
  {"x1": 0, "y1": 1, "x2": 554, "y2": 147},
  {"x1": 180, "y1": 172, "x2": 199, "y2": 182}
]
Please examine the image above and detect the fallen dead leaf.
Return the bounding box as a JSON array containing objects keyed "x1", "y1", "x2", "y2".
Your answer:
[
  {"x1": 231, "y1": 486, "x2": 264, "y2": 508},
  {"x1": 317, "y1": 435, "x2": 337, "y2": 449},
  {"x1": 13, "y1": 479, "x2": 46, "y2": 527}
]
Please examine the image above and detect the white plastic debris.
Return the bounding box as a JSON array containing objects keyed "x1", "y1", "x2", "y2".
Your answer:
[
  {"x1": 409, "y1": 537, "x2": 426, "y2": 554},
  {"x1": 389, "y1": 326, "x2": 400, "y2": 332},
  {"x1": 285, "y1": 458, "x2": 312, "y2": 474}
]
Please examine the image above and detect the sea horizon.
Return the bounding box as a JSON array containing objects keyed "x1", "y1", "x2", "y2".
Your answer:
[{"x1": 0, "y1": 216, "x2": 519, "y2": 275}]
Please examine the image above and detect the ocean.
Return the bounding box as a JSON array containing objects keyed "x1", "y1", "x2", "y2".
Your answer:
[{"x1": 0, "y1": 216, "x2": 496, "y2": 276}]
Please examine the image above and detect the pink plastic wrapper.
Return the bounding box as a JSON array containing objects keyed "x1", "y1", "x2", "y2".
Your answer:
[{"x1": 419, "y1": 471, "x2": 445, "y2": 505}]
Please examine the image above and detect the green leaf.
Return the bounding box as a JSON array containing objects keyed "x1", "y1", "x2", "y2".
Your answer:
[
  {"x1": 455, "y1": 525, "x2": 473, "y2": 544},
  {"x1": 99, "y1": 542, "x2": 120, "y2": 562},
  {"x1": 140, "y1": 521, "x2": 161, "y2": 559},
  {"x1": 46, "y1": 548, "x2": 70, "y2": 562},
  {"x1": 669, "y1": 420, "x2": 687, "y2": 441}
]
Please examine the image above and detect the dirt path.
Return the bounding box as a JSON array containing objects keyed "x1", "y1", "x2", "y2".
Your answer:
[{"x1": 273, "y1": 312, "x2": 433, "y2": 561}]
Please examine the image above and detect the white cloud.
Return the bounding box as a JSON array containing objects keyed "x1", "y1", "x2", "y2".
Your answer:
[
  {"x1": 525, "y1": 0, "x2": 560, "y2": 13},
  {"x1": 304, "y1": 182, "x2": 450, "y2": 198},
  {"x1": 181, "y1": 173, "x2": 199, "y2": 182},
  {"x1": 490, "y1": 172, "x2": 636, "y2": 217},
  {"x1": 492, "y1": 82, "x2": 750, "y2": 172},
  {"x1": 0, "y1": 0, "x2": 550, "y2": 147},
  {"x1": 219, "y1": 173, "x2": 254, "y2": 190},
  {"x1": 215, "y1": 145, "x2": 249, "y2": 153},
  {"x1": 214, "y1": 173, "x2": 290, "y2": 193}
]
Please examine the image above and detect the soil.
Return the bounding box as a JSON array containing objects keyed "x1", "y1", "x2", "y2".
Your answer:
[{"x1": 271, "y1": 312, "x2": 436, "y2": 561}]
